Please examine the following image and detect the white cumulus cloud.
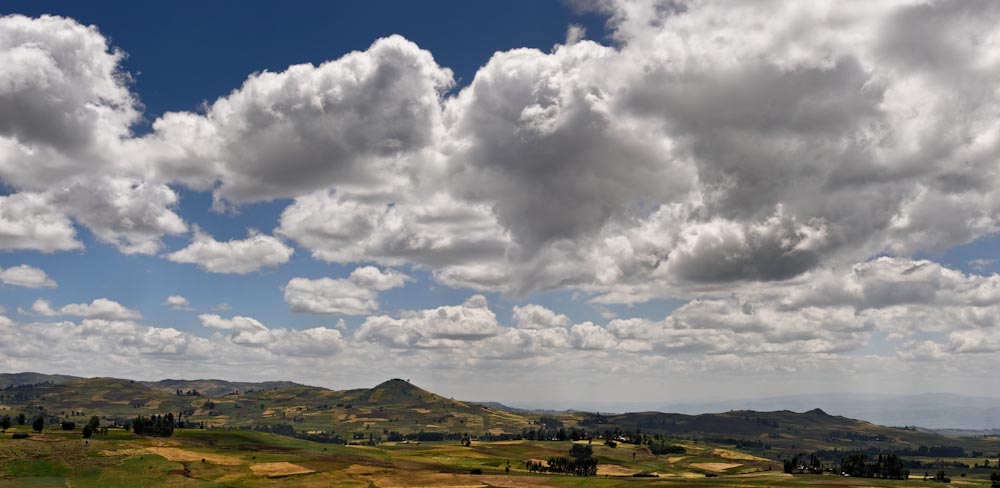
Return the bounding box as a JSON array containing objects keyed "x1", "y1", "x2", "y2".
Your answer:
[
  {"x1": 163, "y1": 295, "x2": 193, "y2": 311},
  {"x1": 0, "y1": 264, "x2": 56, "y2": 288},
  {"x1": 166, "y1": 229, "x2": 294, "y2": 274},
  {"x1": 284, "y1": 266, "x2": 410, "y2": 315},
  {"x1": 27, "y1": 298, "x2": 141, "y2": 320}
]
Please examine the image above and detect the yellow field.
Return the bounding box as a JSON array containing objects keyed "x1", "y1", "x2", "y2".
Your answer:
[
  {"x1": 145, "y1": 446, "x2": 244, "y2": 465},
  {"x1": 249, "y1": 461, "x2": 315, "y2": 477}
]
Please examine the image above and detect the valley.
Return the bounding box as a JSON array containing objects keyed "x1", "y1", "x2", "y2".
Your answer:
[{"x1": 2, "y1": 373, "x2": 1000, "y2": 486}]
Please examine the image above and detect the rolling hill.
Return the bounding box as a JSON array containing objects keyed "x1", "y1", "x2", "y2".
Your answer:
[
  {"x1": 0, "y1": 373, "x2": 533, "y2": 439},
  {"x1": 0, "y1": 372, "x2": 81, "y2": 388},
  {"x1": 3, "y1": 371, "x2": 1000, "y2": 459},
  {"x1": 658, "y1": 392, "x2": 1000, "y2": 430},
  {"x1": 572, "y1": 408, "x2": 1000, "y2": 457},
  {"x1": 140, "y1": 378, "x2": 302, "y2": 398}
]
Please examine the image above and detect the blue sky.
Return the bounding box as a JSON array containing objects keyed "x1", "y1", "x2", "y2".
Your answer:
[
  {"x1": 2, "y1": 0, "x2": 1000, "y2": 405},
  {"x1": 4, "y1": 1, "x2": 610, "y2": 130},
  {"x1": 0, "y1": 0, "x2": 664, "y2": 330}
]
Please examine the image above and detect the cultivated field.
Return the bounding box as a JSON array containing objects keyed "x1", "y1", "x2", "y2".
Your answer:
[
  {"x1": 2, "y1": 427, "x2": 998, "y2": 487},
  {"x1": 4, "y1": 374, "x2": 1000, "y2": 486}
]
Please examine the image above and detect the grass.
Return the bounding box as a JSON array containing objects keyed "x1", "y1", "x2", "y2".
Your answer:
[
  {"x1": 6, "y1": 460, "x2": 69, "y2": 477},
  {"x1": 3, "y1": 428, "x2": 999, "y2": 487},
  {"x1": 4, "y1": 375, "x2": 1000, "y2": 486}
]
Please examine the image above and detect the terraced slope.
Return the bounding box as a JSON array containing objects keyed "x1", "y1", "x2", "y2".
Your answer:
[
  {"x1": 0, "y1": 376, "x2": 532, "y2": 437},
  {"x1": 573, "y1": 407, "x2": 1000, "y2": 456},
  {"x1": 4, "y1": 372, "x2": 1000, "y2": 460},
  {"x1": 141, "y1": 378, "x2": 302, "y2": 398}
]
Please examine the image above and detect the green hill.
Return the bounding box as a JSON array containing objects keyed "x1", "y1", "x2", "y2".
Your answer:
[
  {"x1": 361, "y1": 378, "x2": 431, "y2": 404},
  {"x1": 0, "y1": 374, "x2": 531, "y2": 438},
  {"x1": 4, "y1": 372, "x2": 1000, "y2": 460},
  {"x1": 140, "y1": 378, "x2": 302, "y2": 397},
  {"x1": 572, "y1": 407, "x2": 1000, "y2": 457},
  {"x1": 0, "y1": 372, "x2": 81, "y2": 388}
]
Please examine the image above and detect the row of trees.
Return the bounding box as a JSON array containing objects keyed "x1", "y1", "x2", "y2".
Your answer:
[
  {"x1": 128, "y1": 414, "x2": 176, "y2": 437},
  {"x1": 0, "y1": 413, "x2": 28, "y2": 430},
  {"x1": 840, "y1": 453, "x2": 909, "y2": 480},
  {"x1": 525, "y1": 444, "x2": 599, "y2": 476},
  {"x1": 3, "y1": 414, "x2": 105, "y2": 438},
  {"x1": 519, "y1": 425, "x2": 679, "y2": 447},
  {"x1": 783, "y1": 453, "x2": 822, "y2": 474},
  {"x1": 780, "y1": 451, "x2": 911, "y2": 479},
  {"x1": 2, "y1": 381, "x2": 54, "y2": 390},
  {"x1": 897, "y1": 445, "x2": 967, "y2": 457}
]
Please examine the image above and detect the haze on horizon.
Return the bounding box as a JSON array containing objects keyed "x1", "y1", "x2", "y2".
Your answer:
[{"x1": 1, "y1": 0, "x2": 1000, "y2": 410}]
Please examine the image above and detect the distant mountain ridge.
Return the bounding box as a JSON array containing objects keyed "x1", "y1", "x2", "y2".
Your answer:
[
  {"x1": 656, "y1": 392, "x2": 1000, "y2": 430},
  {"x1": 6, "y1": 371, "x2": 1000, "y2": 441},
  {"x1": 1, "y1": 372, "x2": 305, "y2": 399},
  {"x1": 142, "y1": 378, "x2": 303, "y2": 397},
  {"x1": 0, "y1": 372, "x2": 81, "y2": 388},
  {"x1": 488, "y1": 392, "x2": 1000, "y2": 430}
]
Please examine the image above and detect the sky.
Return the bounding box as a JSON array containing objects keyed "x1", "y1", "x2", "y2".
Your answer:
[{"x1": 2, "y1": 0, "x2": 1000, "y2": 407}]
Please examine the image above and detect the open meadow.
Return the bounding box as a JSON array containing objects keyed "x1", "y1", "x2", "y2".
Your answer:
[
  {"x1": 2, "y1": 426, "x2": 999, "y2": 487},
  {"x1": 3, "y1": 375, "x2": 1000, "y2": 486}
]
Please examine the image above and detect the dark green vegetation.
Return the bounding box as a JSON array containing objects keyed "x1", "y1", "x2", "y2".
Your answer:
[
  {"x1": 129, "y1": 413, "x2": 177, "y2": 437},
  {"x1": 837, "y1": 453, "x2": 907, "y2": 479},
  {"x1": 3, "y1": 372, "x2": 1000, "y2": 486}
]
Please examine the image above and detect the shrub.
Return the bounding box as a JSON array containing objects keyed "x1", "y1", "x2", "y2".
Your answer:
[{"x1": 648, "y1": 442, "x2": 686, "y2": 455}]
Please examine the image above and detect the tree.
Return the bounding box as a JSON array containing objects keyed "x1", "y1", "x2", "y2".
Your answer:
[
  {"x1": 0, "y1": 415, "x2": 10, "y2": 431},
  {"x1": 567, "y1": 444, "x2": 598, "y2": 476},
  {"x1": 132, "y1": 414, "x2": 174, "y2": 437},
  {"x1": 87, "y1": 415, "x2": 100, "y2": 432},
  {"x1": 32, "y1": 416, "x2": 44, "y2": 433},
  {"x1": 16, "y1": 413, "x2": 26, "y2": 425},
  {"x1": 569, "y1": 443, "x2": 593, "y2": 460},
  {"x1": 82, "y1": 424, "x2": 94, "y2": 438}
]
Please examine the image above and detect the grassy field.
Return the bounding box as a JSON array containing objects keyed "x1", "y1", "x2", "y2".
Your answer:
[
  {"x1": 2, "y1": 427, "x2": 998, "y2": 487},
  {"x1": 7, "y1": 375, "x2": 1000, "y2": 457},
  {"x1": 4, "y1": 374, "x2": 1000, "y2": 486}
]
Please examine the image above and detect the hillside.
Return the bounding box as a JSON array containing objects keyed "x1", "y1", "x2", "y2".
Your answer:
[
  {"x1": 3, "y1": 372, "x2": 1000, "y2": 460},
  {"x1": 659, "y1": 392, "x2": 1000, "y2": 430},
  {"x1": 0, "y1": 372, "x2": 81, "y2": 388},
  {"x1": 571, "y1": 408, "x2": 1000, "y2": 457},
  {"x1": 223, "y1": 378, "x2": 533, "y2": 437},
  {"x1": 140, "y1": 378, "x2": 302, "y2": 398},
  {"x1": 1, "y1": 377, "x2": 192, "y2": 420},
  {"x1": 0, "y1": 374, "x2": 532, "y2": 439}
]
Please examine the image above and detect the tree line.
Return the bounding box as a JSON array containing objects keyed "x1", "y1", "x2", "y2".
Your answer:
[
  {"x1": 127, "y1": 414, "x2": 176, "y2": 437},
  {"x1": 525, "y1": 444, "x2": 598, "y2": 476}
]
